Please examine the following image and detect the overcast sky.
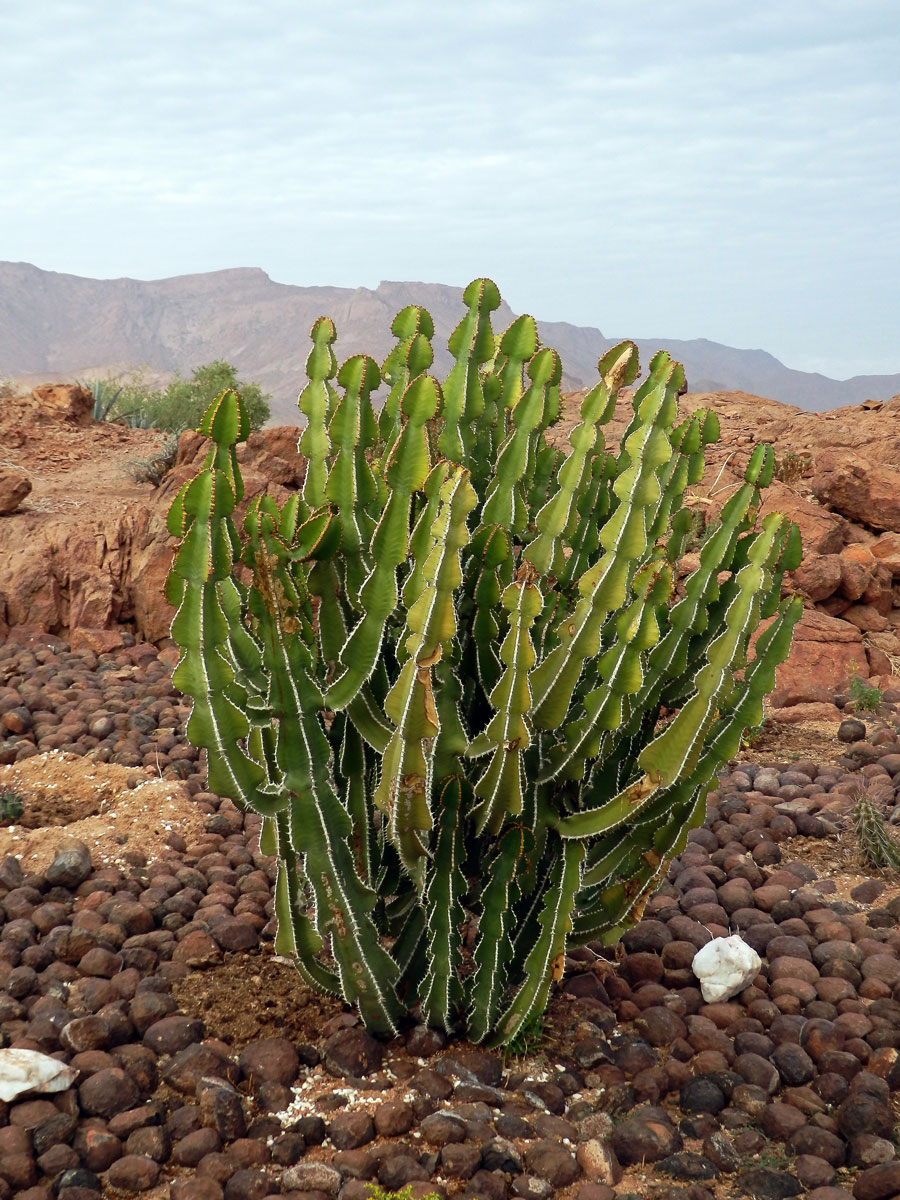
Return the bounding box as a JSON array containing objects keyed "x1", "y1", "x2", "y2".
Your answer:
[{"x1": 2, "y1": 1, "x2": 897, "y2": 379}]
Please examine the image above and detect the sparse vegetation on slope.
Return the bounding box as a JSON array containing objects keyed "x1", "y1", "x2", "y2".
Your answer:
[{"x1": 83, "y1": 360, "x2": 270, "y2": 432}]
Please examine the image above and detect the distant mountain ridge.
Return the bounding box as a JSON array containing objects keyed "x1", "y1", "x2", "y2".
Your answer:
[{"x1": 1, "y1": 261, "x2": 898, "y2": 424}]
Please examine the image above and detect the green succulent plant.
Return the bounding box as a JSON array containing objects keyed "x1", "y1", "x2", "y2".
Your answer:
[
  {"x1": 854, "y1": 785, "x2": 900, "y2": 872},
  {"x1": 0, "y1": 790, "x2": 24, "y2": 823},
  {"x1": 848, "y1": 665, "x2": 883, "y2": 713},
  {"x1": 165, "y1": 277, "x2": 802, "y2": 1045}
]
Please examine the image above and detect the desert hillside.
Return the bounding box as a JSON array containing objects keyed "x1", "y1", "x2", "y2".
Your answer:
[{"x1": 3, "y1": 262, "x2": 900, "y2": 423}]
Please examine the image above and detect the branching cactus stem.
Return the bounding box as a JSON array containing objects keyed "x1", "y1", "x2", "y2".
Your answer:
[{"x1": 167, "y1": 278, "x2": 801, "y2": 1045}]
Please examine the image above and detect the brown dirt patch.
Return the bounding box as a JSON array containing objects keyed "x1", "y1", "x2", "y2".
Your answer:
[
  {"x1": 172, "y1": 952, "x2": 345, "y2": 1050},
  {"x1": 778, "y1": 825, "x2": 900, "y2": 907},
  {"x1": 0, "y1": 751, "x2": 203, "y2": 872},
  {"x1": 0, "y1": 390, "x2": 167, "y2": 514},
  {"x1": 735, "y1": 716, "x2": 844, "y2": 764}
]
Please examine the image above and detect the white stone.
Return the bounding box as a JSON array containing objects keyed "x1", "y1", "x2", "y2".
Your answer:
[
  {"x1": 0, "y1": 1048, "x2": 79, "y2": 1102},
  {"x1": 691, "y1": 934, "x2": 762, "y2": 1003}
]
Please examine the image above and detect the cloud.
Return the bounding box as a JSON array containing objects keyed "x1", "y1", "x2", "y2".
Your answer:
[{"x1": 1, "y1": 0, "x2": 898, "y2": 376}]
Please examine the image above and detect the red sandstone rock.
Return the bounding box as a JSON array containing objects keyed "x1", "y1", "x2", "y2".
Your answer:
[
  {"x1": 790, "y1": 554, "x2": 842, "y2": 602},
  {"x1": 770, "y1": 702, "x2": 843, "y2": 725},
  {"x1": 839, "y1": 545, "x2": 877, "y2": 601},
  {"x1": 869, "y1": 531, "x2": 900, "y2": 573},
  {"x1": 843, "y1": 605, "x2": 890, "y2": 633},
  {"x1": 765, "y1": 609, "x2": 867, "y2": 708},
  {"x1": 0, "y1": 468, "x2": 32, "y2": 515},
  {"x1": 5, "y1": 380, "x2": 900, "y2": 729},
  {"x1": 760, "y1": 482, "x2": 846, "y2": 556},
  {"x1": 31, "y1": 383, "x2": 94, "y2": 425},
  {"x1": 69, "y1": 628, "x2": 128, "y2": 654},
  {"x1": 0, "y1": 408, "x2": 309, "y2": 642},
  {"x1": 812, "y1": 450, "x2": 900, "y2": 533}
]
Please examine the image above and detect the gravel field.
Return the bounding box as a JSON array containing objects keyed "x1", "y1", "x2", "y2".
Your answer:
[{"x1": 1, "y1": 630, "x2": 900, "y2": 1200}]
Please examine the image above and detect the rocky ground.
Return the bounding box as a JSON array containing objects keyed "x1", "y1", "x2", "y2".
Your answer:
[
  {"x1": 5, "y1": 380, "x2": 900, "y2": 719},
  {"x1": 3, "y1": 381, "x2": 900, "y2": 1200},
  {"x1": 1, "y1": 632, "x2": 900, "y2": 1200}
]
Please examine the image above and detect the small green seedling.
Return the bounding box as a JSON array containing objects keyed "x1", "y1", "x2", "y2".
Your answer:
[
  {"x1": 848, "y1": 665, "x2": 883, "y2": 713},
  {"x1": 0, "y1": 790, "x2": 24, "y2": 824}
]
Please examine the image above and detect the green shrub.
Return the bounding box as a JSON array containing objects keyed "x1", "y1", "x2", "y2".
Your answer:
[
  {"x1": 501, "y1": 1011, "x2": 546, "y2": 1060},
  {"x1": 85, "y1": 362, "x2": 270, "y2": 433},
  {"x1": 740, "y1": 715, "x2": 768, "y2": 749},
  {"x1": 165, "y1": 278, "x2": 801, "y2": 1045},
  {"x1": 365, "y1": 1187, "x2": 442, "y2": 1200},
  {"x1": 849, "y1": 665, "x2": 883, "y2": 712},
  {"x1": 81, "y1": 370, "x2": 161, "y2": 428},
  {"x1": 153, "y1": 361, "x2": 270, "y2": 432},
  {"x1": 82, "y1": 378, "x2": 125, "y2": 421}
]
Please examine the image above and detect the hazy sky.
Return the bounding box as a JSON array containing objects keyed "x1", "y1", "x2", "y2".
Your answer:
[{"x1": 2, "y1": 1, "x2": 898, "y2": 379}]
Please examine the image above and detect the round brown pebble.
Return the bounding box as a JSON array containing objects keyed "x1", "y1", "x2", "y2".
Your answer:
[
  {"x1": 173, "y1": 930, "x2": 222, "y2": 967},
  {"x1": 373, "y1": 1099, "x2": 414, "y2": 1136},
  {"x1": 237, "y1": 1038, "x2": 300, "y2": 1087},
  {"x1": 853, "y1": 1161, "x2": 900, "y2": 1200},
  {"x1": 106, "y1": 1153, "x2": 160, "y2": 1191},
  {"x1": 171, "y1": 1179, "x2": 225, "y2": 1200},
  {"x1": 78, "y1": 1067, "x2": 139, "y2": 1117},
  {"x1": 223, "y1": 1169, "x2": 269, "y2": 1200},
  {"x1": 173, "y1": 1128, "x2": 222, "y2": 1167},
  {"x1": 143, "y1": 1014, "x2": 204, "y2": 1054},
  {"x1": 328, "y1": 1111, "x2": 375, "y2": 1150}
]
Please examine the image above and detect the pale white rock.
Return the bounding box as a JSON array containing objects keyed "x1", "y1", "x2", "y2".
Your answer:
[
  {"x1": 691, "y1": 934, "x2": 762, "y2": 1003},
  {"x1": 0, "y1": 1049, "x2": 79, "y2": 1101}
]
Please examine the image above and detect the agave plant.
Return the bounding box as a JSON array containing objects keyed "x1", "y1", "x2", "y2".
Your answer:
[
  {"x1": 166, "y1": 278, "x2": 802, "y2": 1045},
  {"x1": 81, "y1": 378, "x2": 125, "y2": 422}
]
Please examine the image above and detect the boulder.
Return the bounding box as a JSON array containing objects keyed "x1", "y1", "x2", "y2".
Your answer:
[
  {"x1": 866, "y1": 629, "x2": 900, "y2": 657},
  {"x1": 0, "y1": 517, "x2": 132, "y2": 633},
  {"x1": 839, "y1": 545, "x2": 877, "y2": 601},
  {"x1": 0, "y1": 468, "x2": 32, "y2": 515},
  {"x1": 0, "y1": 419, "x2": 307, "y2": 644},
  {"x1": 770, "y1": 702, "x2": 843, "y2": 724},
  {"x1": 239, "y1": 426, "x2": 305, "y2": 487},
  {"x1": 764, "y1": 609, "x2": 867, "y2": 708},
  {"x1": 790, "y1": 554, "x2": 841, "y2": 602},
  {"x1": 863, "y1": 564, "x2": 894, "y2": 614},
  {"x1": 760, "y1": 482, "x2": 845, "y2": 555},
  {"x1": 70, "y1": 628, "x2": 128, "y2": 654},
  {"x1": 126, "y1": 425, "x2": 306, "y2": 641},
  {"x1": 843, "y1": 605, "x2": 889, "y2": 634},
  {"x1": 811, "y1": 451, "x2": 900, "y2": 533},
  {"x1": 866, "y1": 643, "x2": 894, "y2": 678},
  {"x1": 31, "y1": 383, "x2": 95, "y2": 425},
  {"x1": 869, "y1": 531, "x2": 900, "y2": 575},
  {"x1": 178, "y1": 424, "x2": 305, "y2": 489}
]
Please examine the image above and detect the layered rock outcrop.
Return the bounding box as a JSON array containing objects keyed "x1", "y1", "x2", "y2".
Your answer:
[{"x1": 0, "y1": 384, "x2": 303, "y2": 644}]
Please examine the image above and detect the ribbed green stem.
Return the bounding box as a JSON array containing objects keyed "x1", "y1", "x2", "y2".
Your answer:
[
  {"x1": 168, "y1": 282, "x2": 802, "y2": 1047},
  {"x1": 854, "y1": 791, "x2": 900, "y2": 871}
]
